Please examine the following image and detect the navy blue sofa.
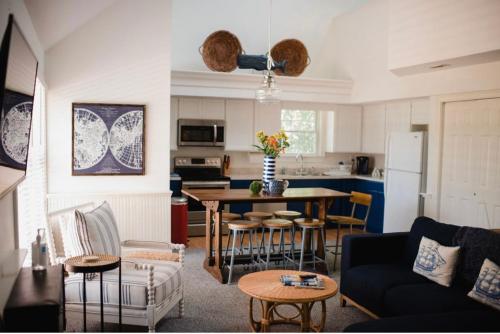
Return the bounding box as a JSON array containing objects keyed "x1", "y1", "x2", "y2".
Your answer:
[{"x1": 341, "y1": 217, "x2": 500, "y2": 332}]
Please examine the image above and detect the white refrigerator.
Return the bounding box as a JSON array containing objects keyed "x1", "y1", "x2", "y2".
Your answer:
[{"x1": 383, "y1": 131, "x2": 426, "y2": 233}]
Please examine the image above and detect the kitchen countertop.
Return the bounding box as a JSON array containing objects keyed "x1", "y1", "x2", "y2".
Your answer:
[{"x1": 228, "y1": 174, "x2": 384, "y2": 183}]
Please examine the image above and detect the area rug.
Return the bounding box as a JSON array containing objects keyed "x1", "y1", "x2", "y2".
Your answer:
[{"x1": 66, "y1": 248, "x2": 370, "y2": 332}]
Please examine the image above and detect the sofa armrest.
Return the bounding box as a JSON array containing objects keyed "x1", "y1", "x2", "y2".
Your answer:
[{"x1": 341, "y1": 232, "x2": 408, "y2": 274}]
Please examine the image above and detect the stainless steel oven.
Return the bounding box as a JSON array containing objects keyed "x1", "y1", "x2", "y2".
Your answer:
[
  {"x1": 174, "y1": 157, "x2": 230, "y2": 237},
  {"x1": 178, "y1": 119, "x2": 225, "y2": 147}
]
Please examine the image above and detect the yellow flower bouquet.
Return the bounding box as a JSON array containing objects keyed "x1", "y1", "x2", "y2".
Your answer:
[{"x1": 254, "y1": 130, "x2": 290, "y2": 158}]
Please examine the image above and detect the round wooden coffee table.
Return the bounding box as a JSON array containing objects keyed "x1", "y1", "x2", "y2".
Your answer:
[{"x1": 238, "y1": 270, "x2": 338, "y2": 332}]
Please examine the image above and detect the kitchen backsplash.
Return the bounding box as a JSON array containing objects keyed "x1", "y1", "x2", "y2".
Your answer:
[{"x1": 171, "y1": 147, "x2": 385, "y2": 175}]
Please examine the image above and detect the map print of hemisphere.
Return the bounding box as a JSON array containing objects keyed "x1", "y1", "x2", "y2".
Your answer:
[{"x1": 72, "y1": 103, "x2": 144, "y2": 175}]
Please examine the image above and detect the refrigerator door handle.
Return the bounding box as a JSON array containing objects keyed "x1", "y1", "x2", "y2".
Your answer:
[{"x1": 419, "y1": 192, "x2": 432, "y2": 198}]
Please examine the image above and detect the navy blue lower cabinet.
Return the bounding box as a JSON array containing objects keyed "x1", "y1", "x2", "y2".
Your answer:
[
  {"x1": 351, "y1": 179, "x2": 385, "y2": 233},
  {"x1": 229, "y1": 180, "x2": 253, "y2": 215}
]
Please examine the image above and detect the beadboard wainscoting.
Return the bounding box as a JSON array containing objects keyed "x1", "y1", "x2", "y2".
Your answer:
[{"x1": 47, "y1": 192, "x2": 171, "y2": 242}]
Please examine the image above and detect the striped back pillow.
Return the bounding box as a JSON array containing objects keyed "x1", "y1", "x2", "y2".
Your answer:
[{"x1": 79, "y1": 202, "x2": 121, "y2": 256}]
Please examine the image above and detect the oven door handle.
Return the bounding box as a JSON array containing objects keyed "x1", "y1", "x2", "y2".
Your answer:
[
  {"x1": 182, "y1": 181, "x2": 230, "y2": 188},
  {"x1": 213, "y1": 124, "x2": 217, "y2": 146}
]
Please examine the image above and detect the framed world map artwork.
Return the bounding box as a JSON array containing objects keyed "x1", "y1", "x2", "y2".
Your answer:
[
  {"x1": 0, "y1": 89, "x2": 34, "y2": 170},
  {"x1": 72, "y1": 103, "x2": 145, "y2": 175}
]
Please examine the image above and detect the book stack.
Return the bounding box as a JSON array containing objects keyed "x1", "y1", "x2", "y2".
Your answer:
[{"x1": 280, "y1": 274, "x2": 325, "y2": 289}]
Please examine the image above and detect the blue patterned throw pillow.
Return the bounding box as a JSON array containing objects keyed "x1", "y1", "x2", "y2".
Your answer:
[
  {"x1": 413, "y1": 236, "x2": 460, "y2": 287},
  {"x1": 468, "y1": 258, "x2": 500, "y2": 311}
]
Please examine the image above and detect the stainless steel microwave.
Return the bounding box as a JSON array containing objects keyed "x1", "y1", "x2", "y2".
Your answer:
[{"x1": 177, "y1": 119, "x2": 225, "y2": 147}]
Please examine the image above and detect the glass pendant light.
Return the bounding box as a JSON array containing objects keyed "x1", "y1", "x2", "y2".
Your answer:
[{"x1": 255, "y1": 0, "x2": 280, "y2": 103}]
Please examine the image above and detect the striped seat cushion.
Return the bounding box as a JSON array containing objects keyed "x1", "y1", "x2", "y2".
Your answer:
[
  {"x1": 76, "y1": 201, "x2": 121, "y2": 257},
  {"x1": 65, "y1": 261, "x2": 182, "y2": 309}
]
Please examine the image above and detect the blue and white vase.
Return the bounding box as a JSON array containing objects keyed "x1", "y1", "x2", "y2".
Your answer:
[{"x1": 262, "y1": 155, "x2": 276, "y2": 194}]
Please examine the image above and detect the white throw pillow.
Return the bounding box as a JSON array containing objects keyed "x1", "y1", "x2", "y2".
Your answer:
[
  {"x1": 76, "y1": 201, "x2": 121, "y2": 256},
  {"x1": 468, "y1": 258, "x2": 500, "y2": 311},
  {"x1": 59, "y1": 211, "x2": 87, "y2": 258},
  {"x1": 413, "y1": 236, "x2": 460, "y2": 287}
]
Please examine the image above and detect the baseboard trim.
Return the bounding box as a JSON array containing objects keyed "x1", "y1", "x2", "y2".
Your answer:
[{"x1": 340, "y1": 294, "x2": 379, "y2": 319}]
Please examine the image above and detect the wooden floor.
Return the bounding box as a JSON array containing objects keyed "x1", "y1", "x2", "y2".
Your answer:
[{"x1": 187, "y1": 227, "x2": 365, "y2": 249}]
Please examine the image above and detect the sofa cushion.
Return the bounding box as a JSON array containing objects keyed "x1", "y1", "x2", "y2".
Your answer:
[
  {"x1": 65, "y1": 261, "x2": 181, "y2": 309},
  {"x1": 413, "y1": 236, "x2": 461, "y2": 287},
  {"x1": 343, "y1": 309, "x2": 500, "y2": 332},
  {"x1": 404, "y1": 217, "x2": 460, "y2": 266},
  {"x1": 384, "y1": 283, "x2": 486, "y2": 316},
  {"x1": 341, "y1": 264, "x2": 428, "y2": 316},
  {"x1": 453, "y1": 226, "x2": 500, "y2": 289},
  {"x1": 468, "y1": 258, "x2": 500, "y2": 311}
]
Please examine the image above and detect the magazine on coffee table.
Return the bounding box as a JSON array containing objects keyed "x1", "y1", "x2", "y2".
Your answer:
[{"x1": 280, "y1": 274, "x2": 325, "y2": 289}]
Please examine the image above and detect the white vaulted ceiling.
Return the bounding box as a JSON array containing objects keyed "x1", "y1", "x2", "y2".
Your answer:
[
  {"x1": 172, "y1": 0, "x2": 367, "y2": 78},
  {"x1": 24, "y1": 0, "x2": 118, "y2": 50}
]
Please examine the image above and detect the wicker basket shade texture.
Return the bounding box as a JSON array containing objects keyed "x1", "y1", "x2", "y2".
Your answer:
[
  {"x1": 271, "y1": 38, "x2": 309, "y2": 76},
  {"x1": 201, "y1": 30, "x2": 242, "y2": 72}
]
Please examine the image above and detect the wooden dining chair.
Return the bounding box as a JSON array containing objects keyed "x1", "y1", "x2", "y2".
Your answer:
[{"x1": 327, "y1": 191, "x2": 372, "y2": 271}]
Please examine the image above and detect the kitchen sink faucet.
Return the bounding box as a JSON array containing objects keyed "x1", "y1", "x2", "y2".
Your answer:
[{"x1": 296, "y1": 153, "x2": 306, "y2": 175}]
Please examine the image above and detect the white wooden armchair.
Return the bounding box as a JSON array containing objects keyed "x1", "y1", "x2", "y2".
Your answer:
[{"x1": 47, "y1": 202, "x2": 185, "y2": 332}]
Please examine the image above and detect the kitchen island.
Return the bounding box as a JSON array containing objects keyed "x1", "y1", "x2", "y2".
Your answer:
[{"x1": 181, "y1": 187, "x2": 351, "y2": 283}]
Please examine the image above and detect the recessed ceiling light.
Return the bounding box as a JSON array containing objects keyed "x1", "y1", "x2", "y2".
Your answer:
[{"x1": 430, "y1": 63, "x2": 451, "y2": 69}]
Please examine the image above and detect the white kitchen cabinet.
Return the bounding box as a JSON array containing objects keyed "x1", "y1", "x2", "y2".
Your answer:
[
  {"x1": 385, "y1": 101, "x2": 411, "y2": 134},
  {"x1": 411, "y1": 98, "x2": 430, "y2": 125},
  {"x1": 178, "y1": 97, "x2": 225, "y2": 120},
  {"x1": 325, "y1": 105, "x2": 362, "y2": 153},
  {"x1": 254, "y1": 102, "x2": 282, "y2": 145},
  {"x1": 361, "y1": 104, "x2": 386, "y2": 154},
  {"x1": 170, "y1": 97, "x2": 178, "y2": 150},
  {"x1": 225, "y1": 99, "x2": 255, "y2": 151}
]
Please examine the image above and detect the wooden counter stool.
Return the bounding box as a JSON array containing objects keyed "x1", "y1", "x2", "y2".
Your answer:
[
  {"x1": 224, "y1": 220, "x2": 261, "y2": 284},
  {"x1": 273, "y1": 210, "x2": 301, "y2": 258},
  {"x1": 222, "y1": 212, "x2": 241, "y2": 222},
  {"x1": 259, "y1": 219, "x2": 294, "y2": 270},
  {"x1": 293, "y1": 218, "x2": 327, "y2": 271},
  {"x1": 243, "y1": 211, "x2": 273, "y2": 222},
  {"x1": 327, "y1": 191, "x2": 372, "y2": 271}
]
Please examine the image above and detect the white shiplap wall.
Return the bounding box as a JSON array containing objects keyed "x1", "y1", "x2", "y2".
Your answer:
[{"x1": 388, "y1": 0, "x2": 500, "y2": 74}]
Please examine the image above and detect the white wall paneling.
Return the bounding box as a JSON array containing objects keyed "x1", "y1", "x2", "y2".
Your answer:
[
  {"x1": 385, "y1": 100, "x2": 411, "y2": 134},
  {"x1": 388, "y1": 0, "x2": 500, "y2": 75},
  {"x1": 171, "y1": 71, "x2": 353, "y2": 104},
  {"x1": 362, "y1": 104, "x2": 386, "y2": 154},
  {"x1": 327, "y1": 0, "x2": 500, "y2": 103},
  {"x1": 225, "y1": 99, "x2": 255, "y2": 151},
  {"x1": 48, "y1": 192, "x2": 172, "y2": 242}
]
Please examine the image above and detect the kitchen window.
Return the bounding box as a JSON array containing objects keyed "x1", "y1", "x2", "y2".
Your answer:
[{"x1": 281, "y1": 109, "x2": 318, "y2": 155}]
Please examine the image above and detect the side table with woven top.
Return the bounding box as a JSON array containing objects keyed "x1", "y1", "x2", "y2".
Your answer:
[
  {"x1": 238, "y1": 270, "x2": 338, "y2": 332},
  {"x1": 64, "y1": 254, "x2": 122, "y2": 332}
]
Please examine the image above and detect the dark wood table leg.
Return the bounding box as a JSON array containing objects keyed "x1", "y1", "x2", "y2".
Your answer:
[
  {"x1": 100, "y1": 271, "x2": 104, "y2": 332},
  {"x1": 205, "y1": 206, "x2": 214, "y2": 266},
  {"x1": 202, "y1": 200, "x2": 224, "y2": 283},
  {"x1": 83, "y1": 273, "x2": 86, "y2": 332},
  {"x1": 119, "y1": 259, "x2": 122, "y2": 331},
  {"x1": 62, "y1": 264, "x2": 66, "y2": 331}
]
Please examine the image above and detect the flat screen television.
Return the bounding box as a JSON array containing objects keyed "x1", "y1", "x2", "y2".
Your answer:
[{"x1": 0, "y1": 14, "x2": 38, "y2": 199}]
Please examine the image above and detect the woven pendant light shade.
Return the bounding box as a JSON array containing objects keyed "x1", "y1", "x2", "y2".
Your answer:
[
  {"x1": 271, "y1": 39, "x2": 309, "y2": 76},
  {"x1": 200, "y1": 30, "x2": 242, "y2": 72}
]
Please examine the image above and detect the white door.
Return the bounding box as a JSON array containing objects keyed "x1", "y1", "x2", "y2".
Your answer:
[
  {"x1": 362, "y1": 104, "x2": 386, "y2": 154},
  {"x1": 225, "y1": 99, "x2": 254, "y2": 151},
  {"x1": 386, "y1": 132, "x2": 423, "y2": 173},
  {"x1": 384, "y1": 169, "x2": 422, "y2": 232},
  {"x1": 440, "y1": 98, "x2": 500, "y2": 229}
]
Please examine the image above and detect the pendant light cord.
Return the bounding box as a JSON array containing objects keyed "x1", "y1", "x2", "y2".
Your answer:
[{"x1": 267, "y1": 0, "x2": 273, "y2": 71}]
